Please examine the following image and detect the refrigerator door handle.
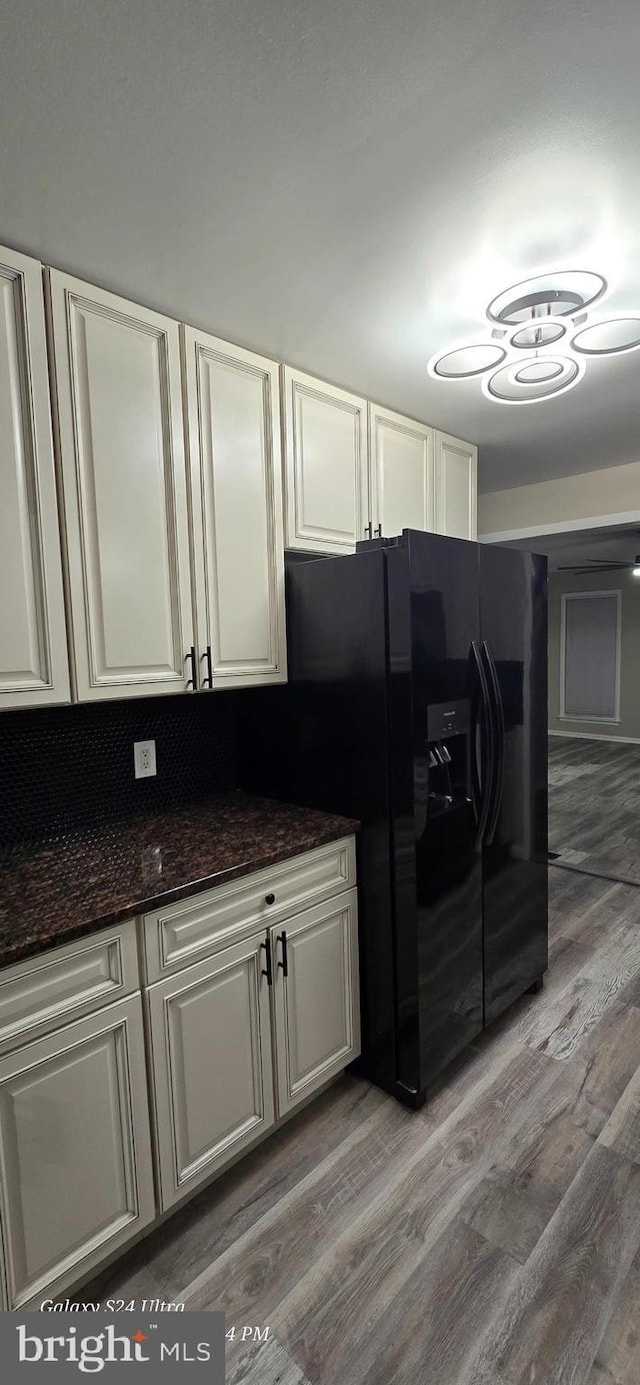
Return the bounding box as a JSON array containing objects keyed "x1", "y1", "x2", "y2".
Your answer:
[
  {"x1": 471, "y1": 641, "x2": 494, "y2": 846},
  {"x1": 482, "y1": 640, "x2": 506, "y2": 846}
]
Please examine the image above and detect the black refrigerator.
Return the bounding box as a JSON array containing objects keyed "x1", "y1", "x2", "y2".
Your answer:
[{"x1": 242, "y1": 529, "x2": 548, "y2": 1108}]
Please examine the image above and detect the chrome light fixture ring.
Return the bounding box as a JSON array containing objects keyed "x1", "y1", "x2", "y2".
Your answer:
[
  {"x1": 510, "y1": 317, "x2": 567, "y2": 350},
  {"x1": 429, "y1": 342, "x2": 507, "y2": 380},
  {"x1": 482, "y1": 353, "x2": 584, "y2": 404},
  {"x1": 571, "y1": 316, "x2": 640, "y2": 356},
  {"x1": 513, "y1": 359, "x2": 565, "y2": 383},
  {"x1": 487, "y1": 271, "x2": 607, "y2": 325}
]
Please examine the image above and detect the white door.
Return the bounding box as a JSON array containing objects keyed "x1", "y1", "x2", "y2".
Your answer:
[
  {"x1": 0, "y1": 245, "x2": 69, "y2": 708},
  {"x1": 434, "y1": 431, "x2": 478, "y2": 540},
  {"x1": 369, "y1": 403, "x2": 434, "y2": 538},
  {"x1": 182, "y1": 328, "x2": 286, "y2": 688},
  {"x1": 0, "y1": 996, "x2": 155, "y2": 1309},
  {"x1": 147, "y1": 933, "x2": 275, "y2": 1210},
  {"x1": 282, "y1": 367, "x2": 369, "y2": 554},
  {"x1": 272, "y1": 890, "x2": 360, "y2": 1116},
  {"x1": 47, "y1": 271, "x2": 194, "y2": 700}
]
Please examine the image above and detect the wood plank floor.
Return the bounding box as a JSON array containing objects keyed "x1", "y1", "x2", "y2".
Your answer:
[
  {"x1": 78, "y1": 861, "x2": 640, "y2": 1384},
  {"x1": 549, "y1": 736, "x2": 640, "y2": 885}
]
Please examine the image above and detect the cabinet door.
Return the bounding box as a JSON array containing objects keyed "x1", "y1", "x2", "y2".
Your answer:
[
  {"x1": 0, "y1": 996, "x2": 154, "y2": 1309},
  {"x1": 434, "y1": 430, "x2": 478, "y2": 540},
  {"x1": 0, "y1": 245, "x2": 69, "y2": 709},
  {"x1": 369, "y1": 403, "x2": 434, "y2": 538},
  {"x1": 147, "y1": 933, "x2": 275, "y2": 1210},
  {"x1": 272, "y1": 890, "x2": 360, "y2": 1116},
  {"x1": 282, "y1": 366, "x2": 369, "y2": 554},
  {"x1": 47, "y1": 271, "x2": 194, "y2": 700},
  {"x1": 182, "y1": 329, "x2": 286, "y2": 688}
]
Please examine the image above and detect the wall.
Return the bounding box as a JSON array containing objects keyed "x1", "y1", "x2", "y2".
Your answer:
[
  {"x1": 478, "y1": 460, "x2": 640, "y2": 538},
  {"x1": 548, "y1": 569, "x2": 640, "y2": 743},
  {"x1": 0, "y1": 693, "x2": 240, "y2": 850}
]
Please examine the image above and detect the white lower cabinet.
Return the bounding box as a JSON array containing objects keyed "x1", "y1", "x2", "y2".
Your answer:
[
  {"x1": 0, "y1": 840, "x2": 360, "y2": 1302},
  {"x1": 271, "y1": 891, "x2": 360, "y2": 1116},
  {"x1": 0, "y1": 995, "x2": 155, "y2": 1309},
  {"x1": 147, "y1": 933, "x2": 275, "y2": 1210},
  {"x1": 147, "y1": 883, "x2": 360, "y2": 1211}
]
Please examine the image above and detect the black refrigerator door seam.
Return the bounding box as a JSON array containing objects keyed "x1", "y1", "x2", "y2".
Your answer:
[
  {"x1": 382, "y1": 547, "x2": 407, "y2": 1102},
  {"x1": 471, "y1": 640, "x2": 494, "y2": 848},
  {"x1": 482, "y1": 640, "x2": 506, "y2": 846}
]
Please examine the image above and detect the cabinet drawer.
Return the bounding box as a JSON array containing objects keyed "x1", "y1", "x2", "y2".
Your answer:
[
  {"x1": 142, "y1": 835, "x2": 356, "y2": 981},
  {"x1": 0, "y1": 922, "x2": 139, "y2": 1054}
]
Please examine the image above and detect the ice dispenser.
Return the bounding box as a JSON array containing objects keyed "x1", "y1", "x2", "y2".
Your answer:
[{"x1": 426, "y1": 700, "x2": 471, "y2": 818}]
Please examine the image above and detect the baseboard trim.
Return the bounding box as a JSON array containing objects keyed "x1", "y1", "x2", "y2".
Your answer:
[
  {"x1": 549, "y1": 857, "x2": 640, "y2": 889},
  {"x1": 549, "y1": 729, "x2": 640, "y2": 745}
]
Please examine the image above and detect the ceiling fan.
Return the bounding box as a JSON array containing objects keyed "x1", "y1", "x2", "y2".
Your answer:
[{"x1": 558, "y1": 540, "x2": 640, "y2": 577}]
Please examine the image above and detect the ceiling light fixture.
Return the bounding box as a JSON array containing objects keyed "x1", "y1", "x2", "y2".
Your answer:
[
  {"x1": 571, "y1": 317, "x2": 640, "y2": 355},
  {"x1": 430, "y1": 343, "x2": 506, "y2": 379},
  {"x1": 428, "y1": 269, "x2": 639, "y2": 405},
  {"x1": 633, "y1": 558, "x2": 640, "y2": 579},
  {"x1": 510, "y1": 318, "x2": 566, "y2": 349},
  {"x1": 482, "y1": 354, "x2": 583, "y2": 405},
  {"x1": 486, "y1": 271, "x2": 607, "y2": 325},
  {"x1": 513, "y1": 360, "x2": 564, "y2": 383}
]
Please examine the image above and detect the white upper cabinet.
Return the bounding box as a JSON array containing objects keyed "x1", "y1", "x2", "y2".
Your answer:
[
  {"x1": 434, "y1": 430, "x2": 478, "y2": 541},
  {"x1": 280, "y1": 373, "x2": 476, "y2": 553},
  {"x1": 369, "y1": 403, "x2": 434, "y2": 539},
  {"x1": 282, "y1": 367, "x2": 369, "y2": 554},
  {"x1": 182, "y1": 329, "x2": 286, "y2": 688},
  {"x1": 47, "y1": 271, "x2": 194, "y2": 701},
  {"x1": 0, "y1": 245, "x2": 69, "y2": 708}
]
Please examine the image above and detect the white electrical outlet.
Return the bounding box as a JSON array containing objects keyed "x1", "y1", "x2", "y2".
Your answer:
[{"x1": 134, "y1": 740, "x2": 157, "y2": 779}]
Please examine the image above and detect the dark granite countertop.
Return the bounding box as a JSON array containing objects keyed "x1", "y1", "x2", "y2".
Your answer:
[{"x1": 0, "y1": 792, "x2": 359, "y2": 970}]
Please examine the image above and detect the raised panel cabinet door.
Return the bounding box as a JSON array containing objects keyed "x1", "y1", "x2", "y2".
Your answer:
[
  {"x1": 147, "y1": 933, "x2": 275, "y2": 1210},
  {"x1": 182, "y1": 329, "x2": 286, "y2": 688},
  {"x1": 47, "y1": 271, "x2": 194, "y2": 700},
  {"x1": 434, "y1": 430, "x2": 478, "y2": 540},
  {"x1": 282, "y1": 366, "x2": 369, "y2": 554},
  {"x1": 0, "y1": 996, "x2": 155, "y2": 1309},
  {"x1": 272, "y1": 889, "x2": 361, "y2": 1116},
  {"x1": 369, "y1": 403, "x2": 434, "y2": 538},
  {"x1": 0, "y1": 245, "x2": 69, "y2": 708}
]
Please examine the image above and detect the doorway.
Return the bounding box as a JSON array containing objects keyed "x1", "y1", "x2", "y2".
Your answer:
[{"x1": 501, "y1": 524, "x2": 640, "y2": 886}]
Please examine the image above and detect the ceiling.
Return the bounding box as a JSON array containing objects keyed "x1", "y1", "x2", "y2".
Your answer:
[
  {"x1": 2, "y1": 0, "x2": 640, "y2": 493},
  {"x1": 503, "y1": 525, "x2": 640, "y2": 572}
]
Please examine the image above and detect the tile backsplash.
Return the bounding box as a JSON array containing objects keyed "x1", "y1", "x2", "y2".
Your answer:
[{"x1": 0, "y1": 692, "x2": 240, "y2": 850}]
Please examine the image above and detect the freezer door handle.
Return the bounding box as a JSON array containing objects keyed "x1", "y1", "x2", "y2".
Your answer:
[
  {"x1": 482, "y1": 640, "x2": 506, "y2": 846},
  {"x1": 471, "y1": 641, "x2": 494, "y2": 847}
]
